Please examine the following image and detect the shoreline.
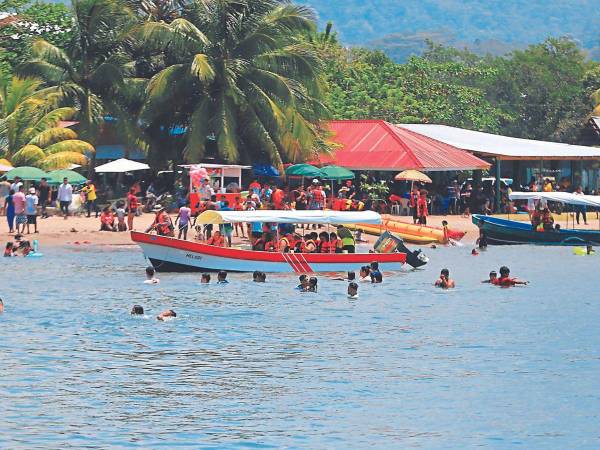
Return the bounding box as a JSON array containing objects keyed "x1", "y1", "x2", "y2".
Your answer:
[{"x1": 6, "y1": 211, "x2": 597, "y2": 249}]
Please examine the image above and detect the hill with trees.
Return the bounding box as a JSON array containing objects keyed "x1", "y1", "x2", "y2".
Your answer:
[{"x1": 298, "y1": 0, "x2": 600, "y2": 60}]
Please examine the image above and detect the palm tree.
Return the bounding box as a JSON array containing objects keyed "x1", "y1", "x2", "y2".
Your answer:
[
  {"x1": 0, "y1": 76, "x2": 94, "y2": 169},
  {"x1": 592, "y1": 87, "x2": 600, "y2": 116},
  {"x1": 19, "y1": 0, "x2": 135, "y2": 162},
  {"x1": 136, "y1": 0, "x2": 328, "y2": 166}
]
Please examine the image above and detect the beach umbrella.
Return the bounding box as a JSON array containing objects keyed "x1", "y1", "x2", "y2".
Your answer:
[
  {"x1": 47, "y1": 169, "x2": 87, "y2": 185},
  {"x1": 320, "y1": 165, "x2": 355, "y2": 180},
  {"x1": 94, "y1": 158, "x2": 150, "y2": 173},
  {"x1": 394, "y1": 170, "x2": 432, "y2": 183},
  {"x1": 285, "y1": 163, "x2": 324, "y2": 178},
  {"x1": 4, "y1": 166, "x2": 47, "y2": 181}
]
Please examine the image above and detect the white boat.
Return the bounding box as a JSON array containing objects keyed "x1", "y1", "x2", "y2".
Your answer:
[{"x1": 131, "y1": 210, "x2": 406, "y2": 272}]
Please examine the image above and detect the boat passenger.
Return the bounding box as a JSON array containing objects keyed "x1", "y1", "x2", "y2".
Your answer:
[
  {"x1": 542, "y1": 207, "x2": 554, "y2": 231},
  {"x1": 497, "y1": 266, "x2": 528, "y2": 287},
  {"x1": 482, "y1": 271, "x2": 498, "y2": 284},
  {"x1": 217, "y1": 270, "x2": 229, "y2": 283},
  {"x1": 207, "y1": 230, "x2": 225, "y2": 247},
  {"x1": 530, "y1": 206, "x2": 543, "y2": 231},
  {"x1": 263, "y1": 233, "x2": 277, "y2": 252},
  {"x1": 329, "y1": 232, "x2": 340, "y2": 253},
  {"x1": 144, "y1": 266, "x2": 160, "y2": 284},
  {"x1": 279, "y1": 233, "x2": 294, "y2": 253},
  {"x1": 131, "y1": 305, "x2": 144, "y2": 315},
  {"x1": 157, "y1": 309, "x2": 177, "y2": 321},
  {"x1": 370, "y1": 261, "x2": 383, "y2": 283},
  {"x1": 100, "y1": 207, "x2": 116, "y2": 232},
  {"x1": 146, "y1": 208, "x2": 174, "y2": 236},
  {"x1": 434, "y1": 268, "x2": 455, "y2": 289},
  {"x1": 201, "y1": 273, "x2": 211, "y2": 283},
  {"x1": 317, "y1": 232, "x2": 330, "y2": 253},
  {"x1": 336, "y1": 225, "x2": 355, "y2": 253},
  {"x1": 296, "y1": 274, "x2": 309, "y2": 290},
  {"x1": 347, "y1": 282, "x2": 359, "y2": 299},
  {"x1": 303, "y1": 233, "x2": 317, "y2": 253},
  {"x1": 358, "y1": 266, "x2": 371, "y2": 282}
]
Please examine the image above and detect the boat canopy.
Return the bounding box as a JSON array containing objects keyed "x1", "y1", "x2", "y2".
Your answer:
[
  {"x1": 196, "y1": 210, "x2": 383, "y2": 225},
  {"x1": 509, "y1": 191, "x2": 600, "y2": 207}
]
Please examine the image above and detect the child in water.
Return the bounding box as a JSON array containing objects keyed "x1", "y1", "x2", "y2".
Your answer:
[
  {"x1": 201, "y1": 273, "x2": 211, "y2": 284},
  {"x1": 347, "y1": 282, "x2": 359, "y2": 299},
  {"x1": 434, "y1": 268, "x2": 455, "y2": 289},
  {"x1": 217, "y1": 270, "x2": 229, "y2": 284},
  {"x1": 482, "y1": 271, "x2": 498, "y2": 284},
  {"x1": 144, "y1": 266, "x2": 160, "y2": 284},
  {"x1": 305, "y1": 277, "x2": 318, "y2": 292},
  {"x1": 370, "y1": 261, "x2": 383, "y2": 283},
  {"x1": 157, "y1": 309, "x2": 176, "y2": 321},
  {"x1": 496, "y1": 266, "x2": 528, "y2": 287},
  {"x1": 4, "y1": 242, "x2": 14, "y2": 257},
  {"x1": 296, "y1": 274, "x2": 309, "y2": 290},
  {"x1": 131, "y1": 305, "x2": 144, "y2": 315}
]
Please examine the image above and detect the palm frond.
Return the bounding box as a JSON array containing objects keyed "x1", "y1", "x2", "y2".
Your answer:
[
  {"x1": 28, "y1": 127, "x2": 79, "y2": 148},
  {"x1": 30, "y1": 39, "x2": 72, "y2": 72},
  {"x1": 11, "y1": 144, "x2": 46, "y2": 166},
  {"x1": 44, "y1": 139, "x2": 95, "y2": 155},
  {"x1": 191, "y1": 53, "x2": 215, "y2": 82},
  {"x1": 40, "y1": 151, "x2": 89, "y2": 170}
]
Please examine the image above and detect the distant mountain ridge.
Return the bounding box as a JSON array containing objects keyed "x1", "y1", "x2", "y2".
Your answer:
[{"x1": 298, "y1": 0, "x2": 600, "y2": 60}]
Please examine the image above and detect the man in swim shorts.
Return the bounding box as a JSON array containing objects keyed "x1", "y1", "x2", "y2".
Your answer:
[
  {"x1": 144, "y1": 266, "x2": 160, "y2": 284},
  {"x1": 435, "y1": 268, "x2": 455, "y2": 289}
]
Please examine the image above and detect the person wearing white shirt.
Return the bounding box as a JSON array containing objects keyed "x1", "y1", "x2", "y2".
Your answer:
[
  {"x1": 57, "y1": 178, "x2": 73, "y2": 219},
  {"x1": 25, "y1": 187, "x2": 39, "y2": 233},
  {"x1": 10, "y1": 176, "x2": 22, "y2": 193}
]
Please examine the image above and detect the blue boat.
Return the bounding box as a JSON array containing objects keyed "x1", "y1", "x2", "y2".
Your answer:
[{"x1": 472, "y1": 214, "x2": 600, "y2": 246}]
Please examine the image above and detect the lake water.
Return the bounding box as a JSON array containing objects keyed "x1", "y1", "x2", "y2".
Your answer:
[{"x1": 1, "y1": 244, "x2": 599, "y2": 448}]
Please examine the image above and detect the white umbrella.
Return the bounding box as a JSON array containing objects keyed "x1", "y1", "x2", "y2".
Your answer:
[{"x1": 95, "y1": 158, "x2": 150, "y2": 173}]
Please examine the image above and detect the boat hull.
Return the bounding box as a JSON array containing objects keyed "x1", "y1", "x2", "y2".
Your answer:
[
  {"x1": 473, "y1": 214, "x2": 600, "y2": 245},
  {"x1": 131, "y1": 232, "x2": 406, "y2": 273}
]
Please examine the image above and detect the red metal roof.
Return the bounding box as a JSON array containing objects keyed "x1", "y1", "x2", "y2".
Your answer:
[{"x1": 315, "y1": 120, "x2": 490, "y2": 171}]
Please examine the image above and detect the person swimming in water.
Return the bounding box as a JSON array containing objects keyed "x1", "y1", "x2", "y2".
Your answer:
[
  {"x1": 369, "y1": 261, "x2": 383, "y2": 283},
  {"x1": 131, "y1": 305, "x2": 144, "y2": 315},
  {"x1": 305, "y1": 277, "x2": 318, "y2": 292},
  {"x1": 358, "y1": 266, "x2": 371, "y2": 282},
  {"x1": 4, "y1": 242, "x2": 14, "y2": 257},
  {"x1": 0, "y1": 298, "x2": 4, "y2": 314},
  {"x1": 296, "y1": 274, "x2": 309, "y2": 290},
  {"x1": 217, "y1": 270, "x2": 228, "y2": 283},
  {"x1": 157, "y1": 309, "x2": 177, "y2": 321},
  {"x1": 482, "y1": 271, "x2": 498, "y2": 284},
  {"x1": 144, "y1": 266, "x2": 160, "y2": 284},
  {"x1": 332, "y1": 271, "x2": 356, "y2": 282},
  {"x1": 496, "y1": 266, "x2": 528, "y2": 287},
  {"x1": 471, "y1": 248, "x2": 479, "y2": 256},
  {"x1": 347, "y1": 282, "x2": 359, "y2": 299},
  {"x1": 201, "y1": 273, "x2": 211, "y2": 283},
  {"x1": 253, "y1": 271, "x2": 266, "y2": 282},
  {"x1": 434, "y1": 268, "x2": 455, "y2": 289}
]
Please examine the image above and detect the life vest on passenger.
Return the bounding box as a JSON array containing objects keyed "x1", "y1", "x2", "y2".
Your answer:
[
  {"x1": 497, "y1": 276, "x2": 515, "y2": 287},
  {"x1": 264, "y1": 241, "x2": 276, "y2": 252},
  {"x1": 318, "y1": 240, "x2": 330, "y2": 253},
  {"x1": 304, "y1": 239, "x2": 317, "y2": 253},
  {"x1": 279, "y1": 237, "x2": 290, "y2": 252},
  {"x1": 253, "y1": 238, "x2": 265, "y2": 251},
  {"x1": 329, "y1": 238, "x2": 339, "y2": 252}
]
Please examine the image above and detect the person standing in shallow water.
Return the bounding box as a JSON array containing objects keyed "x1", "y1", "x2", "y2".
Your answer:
[{"x1": 435, "y1": 268, "x2": 455, "y2": 289}]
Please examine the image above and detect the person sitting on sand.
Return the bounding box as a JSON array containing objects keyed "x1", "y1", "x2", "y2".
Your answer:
[
  {"x1": 347, "y1": 282, "x2": 359, "y2": 299},
  {"x1": 370, "y1": 262, "x2": 383, "y2": 283},
  {"x1": 131, "y1": 305, "x2": 144, "y2": 315},
  {"x1": 207, "y1": 230, "x2": 225, "y2": 247},
  {"x1": 217, "y1": 270, "x2": 228, "y2": 284},
  {"x1": 296, "y1": 274, "x2": 309, "y2": 290},
  {"x1": 434, "y1": 268, "x2": 455, "y2": 289},
  {"x1": 100, "y1": 207, "x2": 116, "y2": 232},
  {"x1": 157, "y1": 309, "x2": 176, "y2": 321},
  {"x1": 496, "y1": 266, "x2": 528, "y2": 287},
  {"x1": 115, "y1": 201, "x2": 127, "y2": 231},
  {"x1": 144, "y1": 266, "x2": 159, "y2": 284},
  {"x1": 201, "y1": 273, "x2": 211, "y2": 283},
  {"x1": 482, "y1": 271, "x2": 498, "y2": 284}
]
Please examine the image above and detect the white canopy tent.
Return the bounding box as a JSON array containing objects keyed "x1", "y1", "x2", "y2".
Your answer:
[
  {"x1": 196, "y1": 209, "x2": 382, "y2": 225},
  {"x1": 398, "y1": 124, "x2": 600, "y2": 160},
  {"x1": 95, "y1": 158, "x2": 151, "y2": 173},
  {"x1": 510, "y1": 191, "x2": 600, "y2": 207}
]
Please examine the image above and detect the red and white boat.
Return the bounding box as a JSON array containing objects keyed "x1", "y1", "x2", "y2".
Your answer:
[{"x1": 131, "y1": 210, "x2": 406, "y2": 273}]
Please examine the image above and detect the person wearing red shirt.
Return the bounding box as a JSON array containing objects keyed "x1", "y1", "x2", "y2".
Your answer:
[
  {"x1": 272, "y1": 186, "x2": 285, "y2": 209},
  {"x1": 207, "y1": 230, "x2": 225, "y2": 246},
  {"x1": 417, "y1": 192, "x2": 428, "y2": 225},
  {"x1": 127, "y1": 187, "x2": 139, "y2": 231},
  {"x1": 248, "y1": 180, "x2": 261, "y2": 196},
  {"x1": 409, "y1": 186, "x2": 420, "y2": 224}
]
